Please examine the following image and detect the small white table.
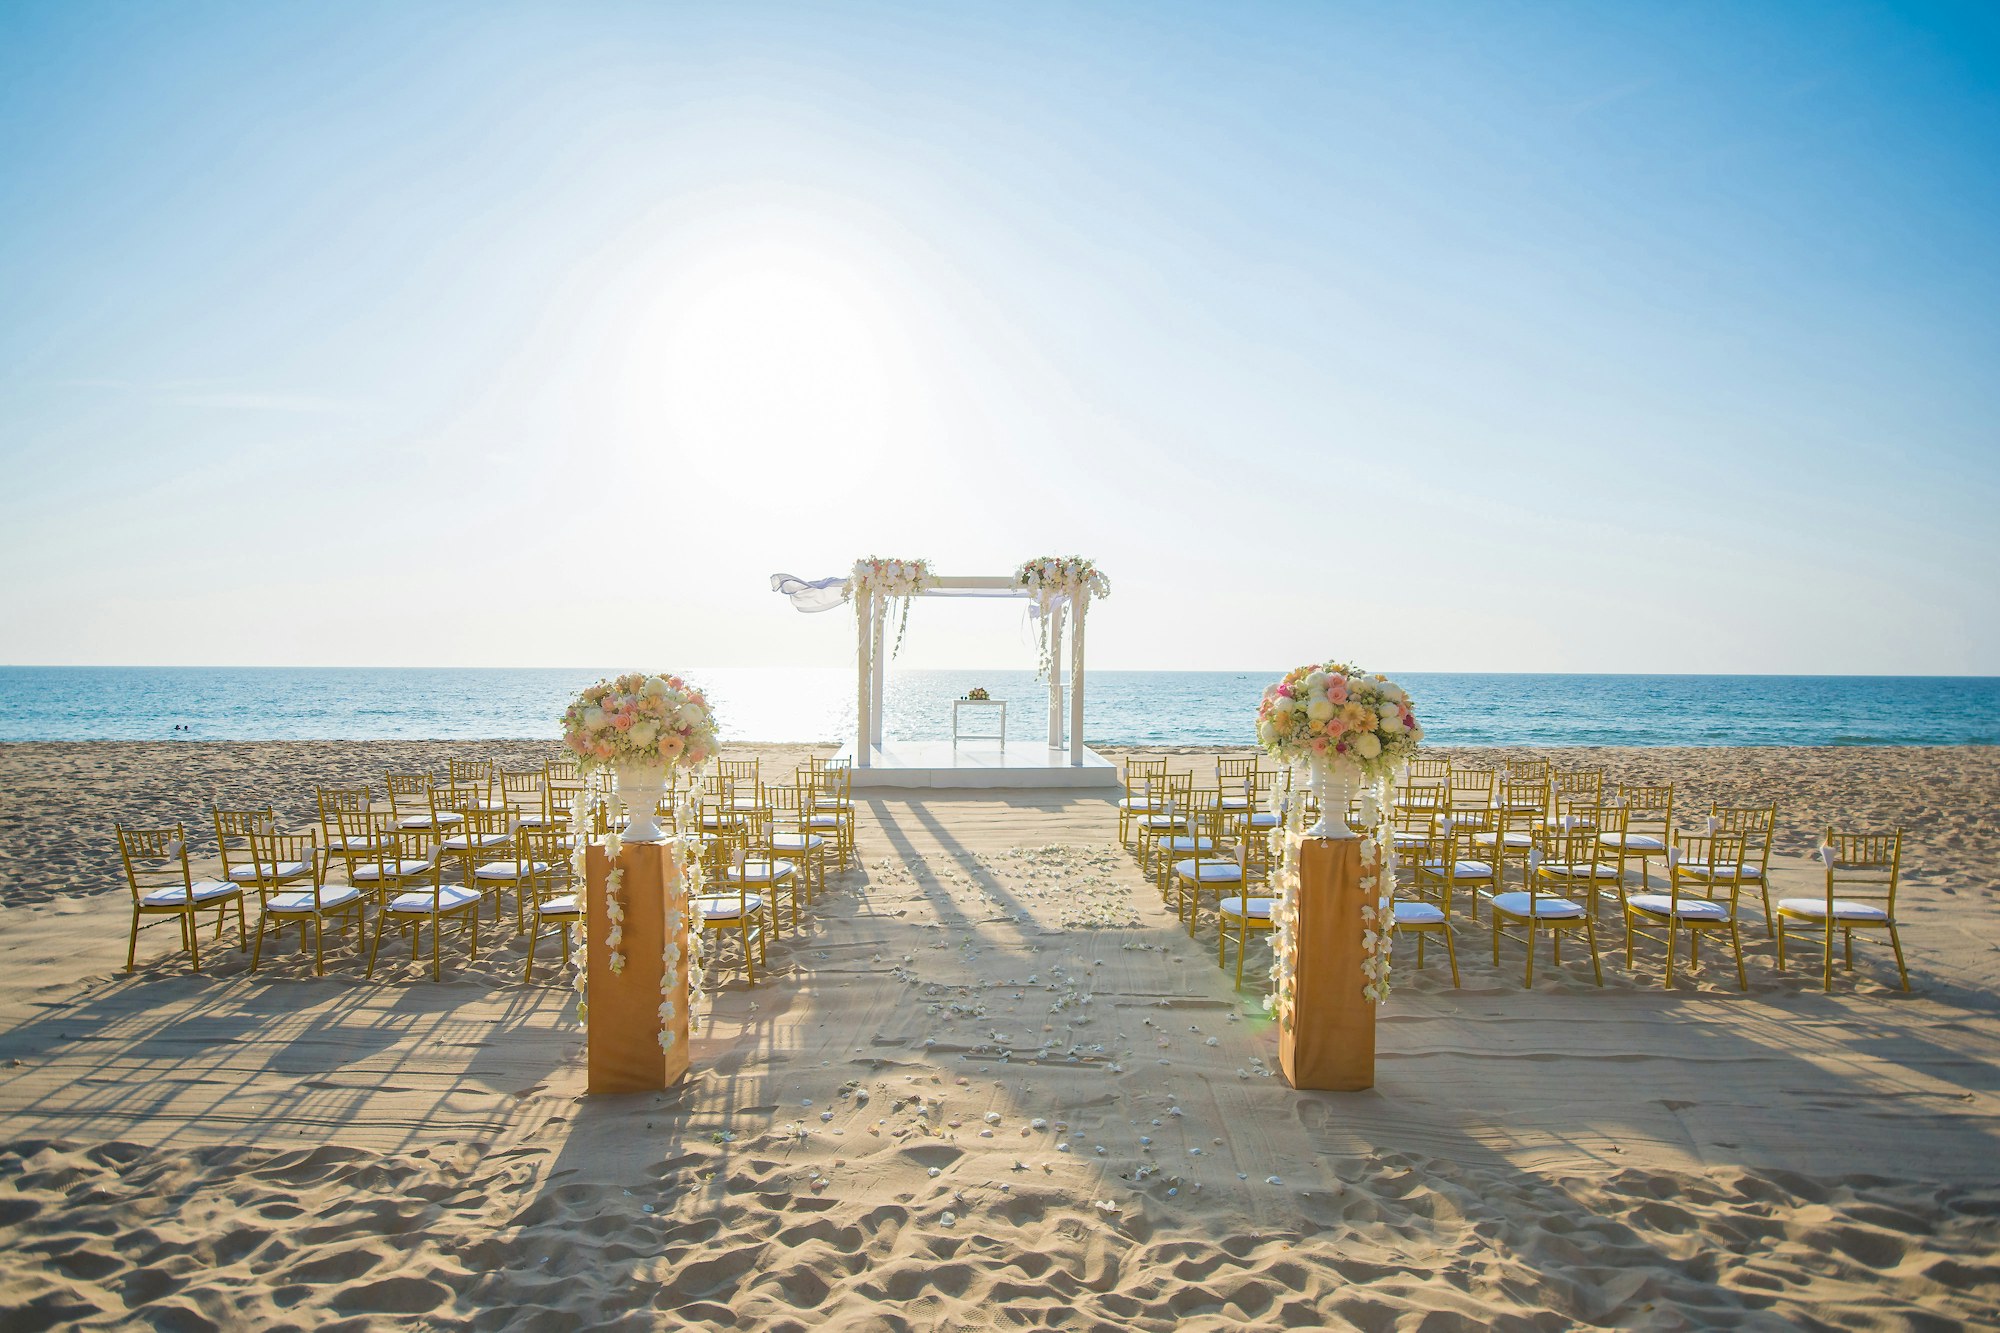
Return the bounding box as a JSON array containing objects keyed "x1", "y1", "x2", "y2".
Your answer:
[{"x1": 952, "y1": 698, "x2": 1006, "y2": 747}]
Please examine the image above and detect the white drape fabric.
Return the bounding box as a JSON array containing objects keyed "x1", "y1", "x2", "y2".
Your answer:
[{"x1": 769, "y1": 573, "x2": 850, "y2": 614}]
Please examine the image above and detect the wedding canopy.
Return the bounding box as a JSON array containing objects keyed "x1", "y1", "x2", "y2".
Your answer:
[{"x1": 769, "y1": 559, "x2": 1107, "y2": 770}]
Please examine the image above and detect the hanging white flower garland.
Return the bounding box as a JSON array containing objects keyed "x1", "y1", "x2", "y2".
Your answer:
[
  {"x1": 1266, "y1": 772, "x2": 1402, "y2": 1023},
  {"x1": 1015, "y1": 556, "x2": 1111, "y2": 680}
]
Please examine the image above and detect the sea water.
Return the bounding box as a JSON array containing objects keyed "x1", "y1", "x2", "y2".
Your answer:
[{"x1": 0, "y1": 667, "x2": 1994, "y2": 747}]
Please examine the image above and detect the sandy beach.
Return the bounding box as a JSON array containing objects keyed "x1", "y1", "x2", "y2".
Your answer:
[{"x1": 2, "y1": 741, "x2": 1998, "y2": 1329}]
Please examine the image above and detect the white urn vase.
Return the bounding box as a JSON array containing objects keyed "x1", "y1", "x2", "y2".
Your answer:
[
  {"x1": 616, "y1": 762, "x2": 670, "y2": 843},
  {"x1": 1306, "y1": 754, "x2": 1360, "y2": 839}
]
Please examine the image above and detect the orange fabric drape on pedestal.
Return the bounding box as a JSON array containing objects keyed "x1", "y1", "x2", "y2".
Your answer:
[
  {"x1": 586, "y1": 841, "x2": 691, "y2": 1094},
  {"x1": 1279, "y1": 836, "x2": 1377, "y2": 1092}
]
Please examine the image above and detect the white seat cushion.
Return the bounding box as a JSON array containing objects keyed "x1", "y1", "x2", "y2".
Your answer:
[
  {"x1": 1776, "y1": 897, "x2": 1890, "y2": 922},
  {"x1": 351, "y1": 859, "x2": 435, "y2": 881},
  {"x1": 440, "y1": 834, "x2": 511, "y2": 852},
  {"x1": 1216, "y1": 896, "x2": 1273, "y2": 919},
  {"x1": 1392, "y1": 832, "x2": 1429, "y2": 848},
  {"x1": 1140, "y1": 814, "x2": 1188, "y2": 829},
  {"x1": 536, "y1": 893, "x2": 582, "y2": 917},
  {"x1": 1488, "y1": 891, "x2": 1585, "y2": 920},
  {"x1": 383, "y1": 884, "x2": 481, "y2": 914},
  {"x1": 1159, "y1": 836, "x2": 1218, "y2": 853},
  {"x1": 806, "y1": 813, "x2": 843, "y2": 829},
  {"x1": 1471, "y1": 831, "x2": 1534, "y2": 849},
  {"x1": 1245, "y1": 812, "x2": 1278, "y2": 828},
  {"x1": 1419, "y1": 859, "x2": 1493, "y2": 878},
  {"x1": 267, "y1": 885, "x2": 363, "y2": 913},
  {"x1": 1541, "y1": 862, "x2": 1622, "y2": 879},
  {"x1": 473, "y1": 860, "x2": 551, "y2": 881},
  {"x1": 228, "y1": 861, "x2": 310, "y2": 883},
  {"x1": 1627, "y1": 893, "x2": 1729, "y2": 921},
  {"x1": 1601, "y1": 833, "x2": 1666, "y2": 852},
  {"x1": 141, "y1": 879, "x2": 241, "y2": 907},
  {"x1": 396, "y1": 815, "x2": 438, "y2": 830},
  {"x1": 696, "y1": 893, "x2": 765, "y2": 919},
  {"x1": 1173, "y1": 859, "x2": 1244, "y2": 883},
  {"x1": 724, "y1": 861, "x2": 794, "y2": 884},
  {"x1": 324, "y1": 838, "x2": 382, "y2": 854},
  {"x1": 1393, "y1": 901, "x2": 1446, "y2": 926},
  {"x1": 770, "y1": 833, "x2": 824, "y2": 852},
  {"x1": 1118, "y1": 797, "x2": 1162, "y2": 812}
]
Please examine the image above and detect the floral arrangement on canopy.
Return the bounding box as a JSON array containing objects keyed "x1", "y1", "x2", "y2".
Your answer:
[
  {"x1": 848, "y1": 557, "x2": 933, "y2": 660},
  {"x1": 1257, "y1": 663, "x2": 1422, "y2": 1017},
  {"x1": 1016, "y1": 556, "x2": 1111, "y2": 679},
  {"x1": 559, "y1": 674, "x2": 718, "y2": 1054}
]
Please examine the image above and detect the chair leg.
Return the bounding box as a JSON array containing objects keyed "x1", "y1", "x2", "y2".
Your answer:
[
  {"x1": 1524, "y1": 921, "x2": 1535, "y2": 988},
  {"x1": 1844, "y1": 928, "x2": 1854, "y2": 969},
  {"x1": 1585, "y1": 918, "x2": 1603, "y2": 986},
  {"x1": 127, "y1": 909, "x2": 141, "y2": 973},
  {"x1": 366, "y1": 910, "x2": 386, "y2": 977},
  {"x1": 235, "y1": 896, "x2": 248, "y2": 948},
  {"x1": 469, "y1": 908, "x2": 479, "y2": 961},
  {"x1": 251, "y1": 912, "x2": 268, "y2": 972},
  {"x1": 432, "y1": 915, "x2": 442, "y2": 980},
  {"x1": 187, "y1": 911, "x2": 202, "y2": 973},
  {"x1": 525, "y1": 918, "x2": 539, "y2": 982},
  {"x1": 1442, "y1": 923, "x2": 1460, "y2": 987},
  {"x1": 1761, "y1": 881, "x2": 1775, "y2": 937},
  {"x1": 1888, "y1": 925, "x2": 1910, "y2": 991},
  {"x1": 1774, "y1": 916, "x2": 1788, "y2": 970},
  {"x1": 1664, "y1": 917, "x2": 1676, "y2": 989},
  {"x1": 1729, "y1": 922, "x2": 1745, "y2": 991},
  {"x1": 1821, "y1": 920, "x2": 1835, "y2": 992}
]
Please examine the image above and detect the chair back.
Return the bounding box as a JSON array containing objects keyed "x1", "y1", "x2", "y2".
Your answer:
[
  {"x1": 1821, "y1": 829, "x2": 1902, "y2": 915},
  {"x1": 1531, "y1": 822, "x2": 1602, "y2": 901},
  {"x1": 1505, "y1": 756, "x2": 1552, "y2": 782},
  {"x1": 247, "y1": 821, "x2": 323, "y2": 899},
  {"x1": 1447, "y1": 768, "x2": 1495, "y2": 811},
  {"x1": 499, "y1": 768, "x2": 545, "y2": 816},
  {"x1": 519, "y1": 826, "x2": 571, "y2": 901},
  {"x1": 546, "y1": 755, "x2": 581, "y2": 784},
  {"x1": 1669, "y1": 830, "x2": 1750, "y2": 908},
  {"x1": 385, "y1": 773, "x2": 433, "y2": 821},
  {"x1": 805, "y1": 760, "x2": 851, "y2": 808},
  {"x1": 1713, "y1": 803, "x2": 1777, "y2": 878},
  {"x1": 332, "y1": 807, "x2": 394, "y2": 868},
  {"x1": 1498, "y1": 776, "x2": 1548, "y2": 819},
  {"x1": 1405, "y1": 756, "x2": 1451, "y2": 788},
  {"x1": 1617, "y1": 784, "x2": 1673, "y2": 840},
  {"x1": 316, "y1": 786, "x2": 372, "y2": 848},
  {"x1": 1553, "y1": 768, "x2": 1605, "y2": 816},
  {"x1": 448, "y1": 757, "x2": 497, "y2": 791},
  {"x1": 717, "y1": 757, "x2": 759, "y2": 787},
  {"x1": 1216, "y1": 756, "x2": 1259, "y2": 785},
  {"x1": 116, "y1": 821, "x2": 193, "y2": 903},
  {"x1": 213, "y1": 806, "x2": 276, "y2": 882}
]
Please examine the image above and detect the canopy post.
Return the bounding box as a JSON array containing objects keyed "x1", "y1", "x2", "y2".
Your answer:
[
  {"x1": 1069, "y1": 602, "x2": 1086, "y2": 766},
  {"x1": 856, "y1": 588, "x2": 873, "y2": 766},
  {"x1": 1046, "y1": 602, "x2": 1065, "y2": 749},
  {"x1": 870, "y1": 596, "x2": 887, "y2": 750}
]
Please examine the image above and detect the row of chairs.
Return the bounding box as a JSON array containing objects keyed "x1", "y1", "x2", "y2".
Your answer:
[
  {"x1": 113, "y1": 754, "x2": 860, "y2": 983},
  {"x1": 1117, "y1": 756, "x2": 1914, "y2": 992}
]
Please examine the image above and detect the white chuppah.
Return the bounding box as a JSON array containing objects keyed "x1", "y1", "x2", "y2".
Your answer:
[{"x1": 769, "y1": 558, "x2": 1119, "y2": 790}]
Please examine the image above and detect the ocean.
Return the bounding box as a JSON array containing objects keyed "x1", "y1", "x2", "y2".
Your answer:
[{"x1": 0, "y1": 667, "x2": 1994, "y2": 747}]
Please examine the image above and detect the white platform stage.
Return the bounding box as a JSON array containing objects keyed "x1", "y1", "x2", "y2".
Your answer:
[{"x1": 836, "y1": 741, "x2": 1121, "y2": 790}]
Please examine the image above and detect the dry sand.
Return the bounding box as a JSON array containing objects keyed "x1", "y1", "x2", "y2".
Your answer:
[{"x1": 1, "y1": 741, "x2": 1997, "y2": 1330}]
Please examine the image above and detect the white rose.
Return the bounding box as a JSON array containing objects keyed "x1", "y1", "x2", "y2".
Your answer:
[
  {"x1": 1305, "y1": 671, "x2": 1328, "y2": 691},
  {"x1": 1379, "y1": 683, "x2": 1405, "y2": 704},
  {"x1": 583, "y1": 706, "x2": 605, "y2": 730},
  {"x1": 1378, "y1": 703, "x2": 1400, "y2": 722},
  {"x1": 1272, "y1": 696, "x2": 1295, "y2": 715},
  {"x1": 631, "y1": 720, "x2": 658, "y2": 746},
  {"x1": 1355, "y1": 732, "x2": 1382, "y2": 758},
  {"x1": 1307, "y1": 699, "x2": 1335, "y2": 722},
  {"x1": 1410, "y1": 724, "x2": 1425, "y2": 742},
  {"x1": 1256, "y1": 721, "x2": 1276, "y2": 745}
]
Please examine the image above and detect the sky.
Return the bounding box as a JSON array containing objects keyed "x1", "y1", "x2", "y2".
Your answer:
[{"x1": 1, "y1": 1, "x2": 1996, "y2": 675}]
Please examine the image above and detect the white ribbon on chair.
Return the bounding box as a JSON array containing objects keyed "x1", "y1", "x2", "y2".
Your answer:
[{"x1": 1818, "y1": 843, "x2": 1837, "y2": 868}]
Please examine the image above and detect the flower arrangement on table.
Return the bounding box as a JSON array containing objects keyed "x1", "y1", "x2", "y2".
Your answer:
[
  {"x1": 966, "y1": 687, "x2": 991, "y2": 701},
  {"x1": 1015, "y1": 556, "x2": 1111, "y2": 679},
  {"x1": 1256, "y1": 663, "x2": 1422, "y2": 1020},
  {"x1": 848, "y1": 556, "x2": 933, "y2": 662},
  {"x1": 558, "y1": 673, "x2": 718, "y2": 1053}
]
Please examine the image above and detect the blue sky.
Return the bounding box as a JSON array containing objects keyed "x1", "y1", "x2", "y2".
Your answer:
[{"x1": 1, "y1": 2, "x2": 1995, "y2": 673}]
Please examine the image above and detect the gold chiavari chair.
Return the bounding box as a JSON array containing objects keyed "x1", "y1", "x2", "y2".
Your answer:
[
  {"x1": 1504, "y1": 756, "x2": 1552, "y2": 783},
  {"x1": 1117, "y1": 757, "x2": 1171, "y2": 848},
  {"x1": 1447, "y1": 767, "x2": 1496, "y2": 814},
  {"x1": 1154, "y1": 790, "x2": 1225, "y2": 902},
  {"x1": 696, "y1": 829, "x2": 767, "y2": 984},
  {"x1": 1552, "y1": 768, "x2": 1607, "y2": 823},
  {"x1": 442, "y1": 805, "x2": 517, "y2": 923},
  {"x1": 1391, "y1": 787, "x2": 1446, "y2": 860},
  {"x1": 447, "y1": 757, "x2": 498, "y2": 797},
  {"x1": 802, "y1": 759, "x2": 855, "y2": 869},
  {"x1": 316, "y1": 786, "x2": 377, "y2": 868},
  {"x1": 1491, "y1": 826, "x2": 1604, "y2": 987},
  {"x1": 115, "y1": 821, "x2": 247, "y2": 973},
  {"x1": 1403, "y1": 755, "x2": 1451, "y2": 798},
  {"x1": 365, "y1": 823, "x2": 479, "y2": 980},
  {"x1": 214, "y1": 805, "x2": 313, "y2": 893},
  {"x1": 521, "y1": 827, "x2": 580, "y2": 982},
  {"x1": 1134, "y1": 773, "x2": 1195, "y2": 878},
  {"x1": 716, "y1": 757, "x2": 759, "y2": 791},
  {"x1": 1171, "y1": 801, "x2": 1251, "y2": 938},
  {"x1": 1216, "y1": 855, "x2": 1273, "y2": 991},
  {"x1": 500, "y1": 768, "x2": 552, "y2": 828},
  {"x1": 1712, "y1": 803, "x2": 1778, "y2": 931},
  {"x1": 547, "y1": 755, "x2": 581, "y2": 783},
  {"x1": 1625, "y1": 829, "x2": 1749, "y2": 989},
  {"x1": 385, "y1": 772, "x2": 456, "y2": 845},
  {"x1": 1603, "y1": 784, "x2": 1672, "y2": 889},
  {"x1": 246, "y1": 821, "x2": 361, "y2": 974},
  {"x1": 1412, "y1": 816, "x2": 1496, "y2": 922},
  {"x1": 467, "y1": 815, "x2": 555, "y2": 932},
  {"x1": 1215, "y1": 757, "x2": 1261, "y2": 825},
  {"x1": 766, "y1": 784, "x2": 828, "y2": 905},
  {"x1": 719, "y1": 807, "x2": 802, "y2": 935},
  {"x1": 1535, "y1": 809, "x2": 1628, "y2": 917},
  {"x1": 1777, "y1": 829, "x2": 1909, "y2": 991}
]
